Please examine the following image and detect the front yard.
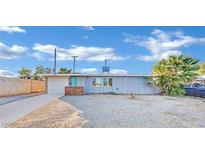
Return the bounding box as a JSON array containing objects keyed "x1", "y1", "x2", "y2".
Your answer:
[
  {"x1": 7, "y1": 94, "x2": 205, "y2": 128},
  {"x1": 61, "y1": 94, "x2": 205, "y2": 128},
  {"x1": 8, "y1": 99, "x2": 85, "y2": 128}
]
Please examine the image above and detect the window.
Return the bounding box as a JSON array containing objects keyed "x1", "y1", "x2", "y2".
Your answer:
[
  {"x1": 103, "y1": 77, "x2": 112, "y2": 87},
  {"x1": 92, "y1": 77, "x2": 102, "y2": 87},
  {"x1": 192, "y1": 83, "x2": 201, "y2": 88},
  {"x1": 108, "y1": 77, "x2": 112, "y2": 87},
  {"x1": 92, "y1": 77, "x2": 112, "y2": 87}
]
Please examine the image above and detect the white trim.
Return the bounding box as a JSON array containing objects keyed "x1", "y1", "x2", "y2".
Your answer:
[{"x1": 43, "y1": 73, "x2": 156, "y2": 77}]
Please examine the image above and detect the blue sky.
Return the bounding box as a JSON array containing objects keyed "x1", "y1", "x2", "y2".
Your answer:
[{"x1": 0, "y1": 26, "x2": 205, "y2": 76}]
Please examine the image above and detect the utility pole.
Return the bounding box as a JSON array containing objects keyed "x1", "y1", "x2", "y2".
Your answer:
[
  {"x1": 71, "y1": 56, "x2": 78, "y2": 73},
  {"x1": 54, "y1": 48, "x2": 56, "y2": 74}
]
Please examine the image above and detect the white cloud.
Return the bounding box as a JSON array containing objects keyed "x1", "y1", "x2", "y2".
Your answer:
[
  {"x1": 110, "y1": 69, "x2": 128, "y2": 74},
  {"x1": 137, "y1": 50, "x2": 181, "y2": 61},
  {"x1": 83, "y1": 36, "x2": 89, "y2": 39},
  {"x1": 0, "y1": 26, "x2": 26, "y2": 33},
  {"x1": 124, "y1": 29, "x2": 205, "y2": 61},
  {"x1": 32, "y1": 43, "x2": 59, "y2": 54},
  {"x1": 0, "y1": 70, "x2": 17, "y2": 78},
  {"x1": 80, "y1": 68, "x2": 128, "y2": 74},
  {"x1": 80, "y1": 68, "x2": 97, "y2": 74},
  {"x1": 81, "y1": 26, "x2": 95, "y2": 31},
  {"x1": 31, "y1": 52, "x2": 46, "y2": 61},
  {"x1": 0, "y1": 42, "x2": 28, "y2": 59},
  {"x1": 32, "y1": 43, "x2": 126, "y2": 61}
]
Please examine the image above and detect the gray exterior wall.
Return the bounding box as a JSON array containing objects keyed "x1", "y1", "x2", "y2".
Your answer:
[
  {"x1": 78, "y1": 76, "x2": 160, "y2": 94},
  {"x1": 112, "y1": 76, "x2": 160, "y2": 94}
]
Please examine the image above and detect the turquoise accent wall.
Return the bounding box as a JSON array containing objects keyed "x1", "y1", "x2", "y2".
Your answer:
[{"x1": 70, "y1": 77, "x2": 77, "y2": 87}]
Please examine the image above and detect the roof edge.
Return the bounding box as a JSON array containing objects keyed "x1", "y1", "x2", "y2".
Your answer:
[{"x1": 42, "y1": 73, "x2": 157, "y2": 77}]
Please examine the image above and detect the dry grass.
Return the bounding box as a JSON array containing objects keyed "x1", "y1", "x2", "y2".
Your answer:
[{"x1": 8, "y1": 99, "x2": 86, "y2": 128}]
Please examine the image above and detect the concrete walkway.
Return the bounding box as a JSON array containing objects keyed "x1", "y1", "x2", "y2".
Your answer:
[{"x1": 0, "y1": 94, "x2": 61, "y2": 127}]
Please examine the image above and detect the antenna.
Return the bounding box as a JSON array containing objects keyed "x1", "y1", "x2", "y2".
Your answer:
[
  {"x1": 54, "y1": 48, "x2": 56, "y2": 74},
  {"x1": 105, "y1": 59, "x2": 107, "y2": 67},
  {"x1": 71, "y1": 56, "x2": 78, "y2": 73},
  {"x1": 102, "y1": 59, "x2": 110, "y2": 73}
]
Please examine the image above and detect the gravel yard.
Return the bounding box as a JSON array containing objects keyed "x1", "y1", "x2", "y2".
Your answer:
[
  {"x1": 61, "y1": 94, "x2": 205, "y2": 128},
  {"x1": 8, "y1": 99, "x2": 85, "y2": 128}
]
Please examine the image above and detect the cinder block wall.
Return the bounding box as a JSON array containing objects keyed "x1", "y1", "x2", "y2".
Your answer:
[
  {"x1": 31, "y1": 80, "x2": 46, "y2": 93},
  {"x1": 0, "y1": 77, "x2": 46, "y2": 97}
]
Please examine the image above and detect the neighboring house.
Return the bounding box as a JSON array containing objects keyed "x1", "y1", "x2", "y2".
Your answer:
[
  {"x1": 195, "y1": 75, "x2": 205, "y2": 84},
  {"x1": 44, "y1": 73, "x2": 160, "y2": 95}
]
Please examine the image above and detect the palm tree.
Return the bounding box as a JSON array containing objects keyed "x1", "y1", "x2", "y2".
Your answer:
[
  {"x1": 152, "y1": 55, "x2": 199, "y2": 96},
  {"x1": 58, "y1": 68, "x2": 72, "y2": 74},
  {"x1": 18, "y1": 68, "x2": 32, "y2": 79},
  {"x1": 32, "y1": 65, "x2": 46, "y2": 80}
]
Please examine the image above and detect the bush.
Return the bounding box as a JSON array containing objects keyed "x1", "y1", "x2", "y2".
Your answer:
[{"x1": 164, "y1": 86, "x2": 185, "y2": 96}]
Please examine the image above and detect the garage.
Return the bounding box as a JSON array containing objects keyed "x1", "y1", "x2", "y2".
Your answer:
[{"x1": 47, "y1": 76, "x2": 68, "y2": 95}]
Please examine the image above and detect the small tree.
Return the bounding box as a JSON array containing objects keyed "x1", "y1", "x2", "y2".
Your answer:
[
  {"x1": 45, "y1": 68, "x2": 52, "y2": 74},
  {"x1": 152, "y1": 55, "x2": 199, "y2": 96},
  {"x1": 32, "y1": 65, "x2": 46, "y2": 80},
  {"x1": 18, "y1": 68, "x2": 32, "y2": 79},
  {"x1": 58, "y1": 68, "x2": 72, "y2": 74}
]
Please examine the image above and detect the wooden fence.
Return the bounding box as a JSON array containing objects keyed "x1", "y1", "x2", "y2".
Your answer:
[{"x1": 0, "y1": 77, "x2": 46, "y2": 97}]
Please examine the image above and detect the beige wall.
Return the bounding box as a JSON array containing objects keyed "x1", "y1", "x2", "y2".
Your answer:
[{"x1": 0, "y1": 77, "x2": 46, "y2": 97}]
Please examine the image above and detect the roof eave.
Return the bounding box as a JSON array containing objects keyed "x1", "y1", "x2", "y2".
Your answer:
[{"x1": 42, "y1": 73, "x2": 157, "y2": 77}]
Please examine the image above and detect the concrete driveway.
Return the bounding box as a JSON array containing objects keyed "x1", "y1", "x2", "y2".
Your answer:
[
  {"x1": 0, "y1": 93, "x2": 44, "y2": 105},
  {"x1": 61, "y1": 94, "x2": 205, "y2": 128},
  {"x1": 0, "y1": 94, "x2": 61, "y2": 127}
]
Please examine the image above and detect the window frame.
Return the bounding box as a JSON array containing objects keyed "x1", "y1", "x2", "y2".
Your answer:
[
  {"x1": 92, "y1": 77, "x2": 102, "y2": 87},
  {"x1": 92, "y1": 77, "x2": 112, "y2": 87},
  {"x1": 103, "y1": 77, "x2": 112, "y2": 87}
]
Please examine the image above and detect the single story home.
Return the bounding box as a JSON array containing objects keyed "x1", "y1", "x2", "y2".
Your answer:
[
  {"x1": 196, "y1": 75, "x2": 205, "y2": 84},
  {"x1": 44, "y1": 73, "x2": 160, "y2": 95}
]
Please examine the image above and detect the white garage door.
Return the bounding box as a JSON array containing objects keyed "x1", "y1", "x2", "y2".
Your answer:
[{"x1": 47, "y1": 77, "x2": 68, "y2": 95}]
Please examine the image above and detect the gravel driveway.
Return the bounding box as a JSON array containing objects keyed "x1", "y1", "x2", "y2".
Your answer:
[{"x1": 61, "y1": 94, "x2": 205, "y2": 128}]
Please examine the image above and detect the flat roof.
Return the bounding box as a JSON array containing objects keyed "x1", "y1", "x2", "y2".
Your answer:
[{"x1": 43, "y1": 73, "x2": 157, "y2": 77}]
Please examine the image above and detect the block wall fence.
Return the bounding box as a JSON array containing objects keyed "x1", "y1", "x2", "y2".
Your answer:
[{"x1": 0, "y1": 77, "x2": 46, "y2": 97}]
